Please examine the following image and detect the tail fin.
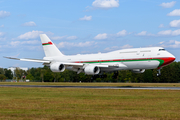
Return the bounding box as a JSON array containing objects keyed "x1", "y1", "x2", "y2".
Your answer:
[{"x1": 40, "y1": 34, "x2": 64, "y2": 57}]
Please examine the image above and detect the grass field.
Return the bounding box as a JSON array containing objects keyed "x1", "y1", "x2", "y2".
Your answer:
[{"x1": 0, "y1": 83, "x2": 180, "y2": 119}]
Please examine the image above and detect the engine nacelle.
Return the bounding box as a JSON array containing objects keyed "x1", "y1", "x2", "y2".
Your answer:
[
  {"x1": 50, "y1": 62, "x2": 65, "y2": 72},
  {"x1": 131, "y1": 69, "x2": 145, "y2": 73},
  {"x1": 84, "y1": 65, "x2": 100, "y2": 75}
]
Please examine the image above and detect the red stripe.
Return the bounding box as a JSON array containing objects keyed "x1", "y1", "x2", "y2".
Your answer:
[{"x1": 42, "y1": 42, "x2": 53, "y2": 45}]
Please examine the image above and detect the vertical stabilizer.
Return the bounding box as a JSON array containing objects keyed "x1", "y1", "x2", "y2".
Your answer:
[{"x1": 40, "y1": 34, "x2": 64, "y2": 57}]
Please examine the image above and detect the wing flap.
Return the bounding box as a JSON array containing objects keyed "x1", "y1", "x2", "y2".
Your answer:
[{"x1": 108, "y1": 63, "x2": 127, "y2": 68}]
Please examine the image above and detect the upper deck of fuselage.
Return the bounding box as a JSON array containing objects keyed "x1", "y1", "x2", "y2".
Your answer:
[
  {"x1": 107, "y1": 47, "x2": 164, "y2": 54},
  {"x1": 46, "y1": 47, "x2": 172, "y2": 62}
]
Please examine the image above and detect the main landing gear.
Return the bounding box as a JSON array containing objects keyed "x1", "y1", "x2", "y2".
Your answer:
[{"x1": 157, "y1": 68, "x2": 161, "y2": 77}]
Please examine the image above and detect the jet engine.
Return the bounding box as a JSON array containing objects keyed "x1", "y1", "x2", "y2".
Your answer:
[
  {"x1": 131, "y1": 69, "x2": 145, "y2": 73},
  {"x1": 50, "y1": 62, "x2": 65, "y2": 72},
  {"x1": 84, "y1": 65, "x2": 100, "y2": 75}
]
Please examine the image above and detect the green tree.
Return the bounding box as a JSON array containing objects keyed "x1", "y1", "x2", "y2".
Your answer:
[
  {"x1": 0, "y1": 74, "x2": 6, "y2": 81},
  {"x1": 44, "y1": 71, "x2": 54, "y2": 82},
  {"x1": 143, "y1": 69, "x2": 153, "y2": 83},
  {"x1": 41, "y1": 69, "x2": 46, "y2": 82},
  {"x1": 26, "y1": 74, "x2": 34, "y2": 81},
  {"x1": 43, "y1": 66, "x2": 54, "y2": 82},
  {"x1": 0, "y1": 68, "x2": 4, "y2": 74},
  {"x1": 4, "y1": 69, "x2": 13, "y2": 79},
  {"x1": 14, "y1": 68, "x2": 27, "y2": 80}
]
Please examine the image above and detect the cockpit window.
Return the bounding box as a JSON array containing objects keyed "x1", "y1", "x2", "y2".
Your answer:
[{"x1": 159, "y1": 49, "x2": 166, "y2": 51}]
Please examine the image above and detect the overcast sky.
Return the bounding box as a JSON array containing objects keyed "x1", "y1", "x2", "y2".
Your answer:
[{"x1": 0, "y1": 0, "x2": 180, "y2": 68}]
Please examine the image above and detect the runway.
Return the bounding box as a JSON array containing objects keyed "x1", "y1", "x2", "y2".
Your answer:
[{"x1": 0, "y1": 85, "x2": 180, "y2": 90}]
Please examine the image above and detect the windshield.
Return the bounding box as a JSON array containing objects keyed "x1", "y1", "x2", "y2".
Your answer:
[{"x1": 159, "y1": 49, "x2": 166, "y2": 51}]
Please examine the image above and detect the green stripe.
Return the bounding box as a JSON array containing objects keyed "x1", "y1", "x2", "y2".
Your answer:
[
  {"x1": 155, "y1": 59, "x2": 164, "y2": 67},
  {"x1": 42, "y1": 44, "x2": 50, "y2": 46}
]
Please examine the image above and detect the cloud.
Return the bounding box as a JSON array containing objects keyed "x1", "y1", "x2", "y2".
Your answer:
[
  {"x1": 79, "y1": 15, "x2": 92, "y2": 21},
  {"x1": 105, "y1": 44, "x2": 133, "y2": 51},
  {"x1": 159, "y1": 24, "x2": 164, "y2": 28},
  {"x1": 169, "y1": 19, "x2": 180, "y2": 27},
  {"x1": 94, "y1": 30, "x2": 129, "y2": 40},
  {"x1": 159, "y1": 40, "x2": 180, "y2": 48},
  {"x1": 167, "y1": 9, "x2": 180, "y2": 16},
  {"x1": 116, "y1": 30, "x2": 127, "y2": 36},
  {"x1": 92, "y1": 0, "x2": 119, "y2": 9},
  {"x1": 10, "y1": 40, "x2": 39, "y2": 47},
  {"x1": 120, "y1": 44, "x2": 133, "y2": 49},
  {"x1": 17, "y1": 30, "x2": 43, "y2": 40},
  {"x1": 0, "y1": 25, "x2": 4, "y2": 28},
  {"x1": 57, "y1": 41, "x2": 94, "y2": 48},
  {"x1": 160, "y1": 1, "x2": 176, "y2": 8},
  {"x1": 50, "y1": 36, "x2": 66, "y2": 40},
  {"x1": 157, "y1": 29, "x2": 180, "y2": 36},
  {"x1": 136, "y1": 31, "x2": 147, "y2": 36},
  {"x1": 22, "y1": 21, "x2": 36, "y2": 26},
  {"x1": 66, "y1": 36, "x2": 78, "y2": 40},
  {"x1": 157, "y1": 30, "x2": 171, "y2": 36},
  {"x1": 0, "y1": 32, "x2": 6, "y2": 41},
  {"x1": 94, "y1": 33, "x2": 107, "y2": 40},
  {"x1": 50, "y1": 35, "x2": 78, "y2": 40},
  {"x1": 0, "y1": 11, "x2": 10, "y2": 18},
  {"x1": 0, "y1": 32, "x2": 5, "y2": 37},
  {"x1": 135, "y1": 29, "x2": 180, "y2": 37},
  {"x1": 104, "y1": 46, "x2": 118, "y2": 51},
  {"x1": 159, "y1": 41, "x2": 164, "y2": 44}
]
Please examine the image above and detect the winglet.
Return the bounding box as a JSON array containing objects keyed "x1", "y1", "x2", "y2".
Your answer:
[{"x1": 3, "y1": 56, "x2": 20, "y2": 60}]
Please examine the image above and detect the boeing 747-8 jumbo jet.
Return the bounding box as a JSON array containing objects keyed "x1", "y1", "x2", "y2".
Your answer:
[{"x1": 5, "y1": 34, "x2": 175, "y2": 76}]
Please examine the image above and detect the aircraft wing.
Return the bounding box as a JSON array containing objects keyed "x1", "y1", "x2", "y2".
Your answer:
[
  {"x1": 4, "y1": 57, "x2": 51, "y2": 63},
  {"x1": 4, "y1": 57, "x2": 127, "y2": 68}
]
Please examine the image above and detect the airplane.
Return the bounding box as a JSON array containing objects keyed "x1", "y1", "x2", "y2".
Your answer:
[{"x1": 5, "y1": 34, "x2": 176, "y2": 77}]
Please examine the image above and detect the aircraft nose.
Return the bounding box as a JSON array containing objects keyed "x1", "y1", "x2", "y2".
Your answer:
[
  {"x1": 162, "y1": 56, "x2": 175, "y2": 67},
  {"x1": 158, "y1": 53, "x2": 175, "y2": 68},
  {"x1": 169, "y1": 53, "x2": 176, "y2": 62},
  {"x1": 169, "y1": 56, "x2": 175, "y2": 63}
]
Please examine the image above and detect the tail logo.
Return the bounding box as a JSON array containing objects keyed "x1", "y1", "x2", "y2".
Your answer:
[{"x1": 42, "y1": 42, "x2": 53, "y2": 46}]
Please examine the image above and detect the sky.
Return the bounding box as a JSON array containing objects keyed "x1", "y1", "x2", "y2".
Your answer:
[{"x1": 0, "y1": 0, "x2": 180, "y2": 68}]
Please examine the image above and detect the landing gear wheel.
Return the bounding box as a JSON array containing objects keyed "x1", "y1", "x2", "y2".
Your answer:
[{"x1": 157, "y1": 73, "x2": 161, "y2": 77}]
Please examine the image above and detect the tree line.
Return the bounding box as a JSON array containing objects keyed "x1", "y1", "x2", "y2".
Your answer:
[{"x1": 0, "y1": 61, "x2": 180, "y2": 83}]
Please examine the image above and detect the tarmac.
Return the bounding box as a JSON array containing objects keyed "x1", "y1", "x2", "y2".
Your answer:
[{"x1": 0, "y1": 85, "x2": 180, "y2": 90}]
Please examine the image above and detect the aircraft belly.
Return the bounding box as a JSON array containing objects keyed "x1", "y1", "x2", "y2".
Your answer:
[
  {"x1": 124, "y1": 60, "x2": 159, "y2": 69},
  {"x1": 100, "y1": 60, "x2": 159, "y2": 72}
]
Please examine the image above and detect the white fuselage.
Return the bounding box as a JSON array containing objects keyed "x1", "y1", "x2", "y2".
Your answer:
[{"x1": 44, "y1": 47, "x2": 175, "y2": 72}]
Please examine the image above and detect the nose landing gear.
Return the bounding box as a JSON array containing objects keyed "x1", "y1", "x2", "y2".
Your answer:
[{"x1": 157, "y1": 68, "x2": 161, "y2": 76}]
